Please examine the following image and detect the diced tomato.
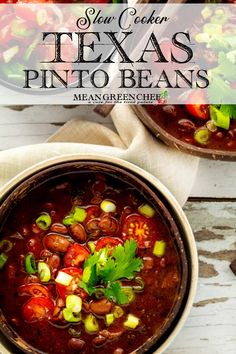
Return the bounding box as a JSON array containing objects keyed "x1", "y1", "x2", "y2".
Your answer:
[
  {"x1": 84, "y1": 205, "x2": 101, "y2": 224},
  {"x1": 56, "y1": 267, "x2": 83, "y2": 300},
  {"x1": 122, "y1": 214, "x2": 157, "y2": 249},
  {"x1": 185, "y1": 91, "x2": 209, "y2": 120},
  {"x1": 64, "y1": 243, "x2": 90, "y2": 267},
  {"x1": 96, "y1": 237, "x2": 123, "y2": 252},
  {"x1": 22, "y1": 297, "x2": 54, "y2": 323},
  {"x1": 18, "y1": 283, "x2": 50, "y2": 298}
]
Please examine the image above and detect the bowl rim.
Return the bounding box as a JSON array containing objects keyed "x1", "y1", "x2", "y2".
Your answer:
[
  {"x1": 0, "y1": 153, "x2": 198, "y2": 354},
  {"x1": 132, "y1": 105, "x2": 236, "y2": 161}
]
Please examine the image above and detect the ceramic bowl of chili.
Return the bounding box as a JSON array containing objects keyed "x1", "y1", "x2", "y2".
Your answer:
[
  {"x1": 132, "y1": 104, "x2": 236, "y2": 161},
  {"x1": 0, "y1": 154, "x2": 198, "y2": 354}
]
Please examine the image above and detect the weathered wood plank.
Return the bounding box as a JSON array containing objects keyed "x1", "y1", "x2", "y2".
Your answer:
[{"x1": 166, "y1": 201, "x2": 236, "y2": 354}]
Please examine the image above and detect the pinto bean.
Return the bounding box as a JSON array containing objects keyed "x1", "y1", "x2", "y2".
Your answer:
[
  {"x1": 44, "y1": 234, "x2": 71, "y2": 253},
  {"x1": 50, "y1": 223, "x2": 68, "y2": 234},
  {"x1": 92, "y1": 335, "x2": 107, "y2": 347},
  {"x1": 68, "y1": 338, "x2": 85, "y2": 352},
  {"x1": 6, "y1": 263, "x2": 17, "y2": 280},
  {"x1": 27, "y1": 237, "x2": 41, "y2": 256},
  {"x1": 143, "y1": 257, "x2": 154, "y2": 270},
  {"x1": 31, "y1": 223, "x2": 42, "y2": 234},
  {"x1": 113, "y1": 348, "x2": 124, "y2": 354},
  {"x1": 98, "y1": 329, "x2": 123, "y2": 340},
  {"x1": 178, "y1": 119, "x2": 196, "y2": 133},
  {"x1": 99, "y1": 216, "x2": 119, "y2": 235},
  {"x1": 85, "y1": 218, "x2": 100, "y2": 238},
  {"x1": 90, "y1": 298, "x2": 112, "y2": 315},
  {"x1": 47, "y1": 254, "x2": 60, "y2": 276},
  {"x1": 70, "y1": 224, "x2": 87, "y2": 243}
]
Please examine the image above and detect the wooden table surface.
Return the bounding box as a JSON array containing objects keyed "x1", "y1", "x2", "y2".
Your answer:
[{"x1": 0, "y1": 105, "x2": 235, "y2": 354}]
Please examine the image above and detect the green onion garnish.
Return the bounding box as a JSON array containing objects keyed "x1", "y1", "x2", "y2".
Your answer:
[
  {"x1": 153, "y1": 241, "x2": 166, "y2": 257},
  {"x1": 36, "y1": 213, "x2": 52, "y2": 230},
  {"x1": 25, "y1": 253, "x2": 37, "y2": 274},
  {"x1": 0, "y1": 253, "x2": 8, "y2": 270}
]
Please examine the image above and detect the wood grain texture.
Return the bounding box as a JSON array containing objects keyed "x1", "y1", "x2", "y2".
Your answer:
[{"x1": 166, "y1": 201, "x2": 236, "y2": 354}]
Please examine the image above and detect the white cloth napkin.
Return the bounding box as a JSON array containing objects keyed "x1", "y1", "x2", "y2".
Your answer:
[{"x1": 0, "y1": 105, "x2": 199, "y2": 206}]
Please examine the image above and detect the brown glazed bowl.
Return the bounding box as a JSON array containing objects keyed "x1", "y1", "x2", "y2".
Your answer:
[
  {"x1": 132, "y1": 106, "x2": 236, "y2": 161},
  {"x1": 0, "y1": 154, "x2": 198, "y2": 354}
]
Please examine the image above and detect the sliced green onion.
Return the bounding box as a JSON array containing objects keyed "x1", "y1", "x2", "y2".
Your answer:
[
  {"x1": 55, "y1": 271, "x2": 73, "y2": 286},
  {"x1": 68, "y1": 327, "x2": 81, "y2": 338},
  {"x1": 124, "y1": 314, "x2": 140, "y2": 329},
  {"x1": 194, "y1": 127, "x2": 210, "y2": 145},
  {"x1": 11, "y1": 21, "x2": 34, "y2": 38},
  {"x1": 153, "y1": 241, "x2": 166, "y2": 257},
  {"x1": 73, "y1": 207, "x2": 87, "y2": 223},
  {"x1": 38, "y1": 261, "x2": 51, "y2": 282},
  {"x1": 0, "y1": 240, "x2": 13, "y2": 253},
  {"x1": 100, "y1": 200, "x2": 116, "y2": 213},
  {"x1": 206, "y1": 120, "x2": 217, "y2": 133},
  {"x1": 203, "y1": 23, "x2": 222, "y2": 36},
  {"x1": 138, "y1": 204, "x2": 155, "y2": 218},
  {"x1": 3, "y1": 46, "x2": 19, "y2": 64},
  {"x1": 63, "y1": 308, "x2": 81, "y2": 323},
  {"x1": 113, "y1": 306, "x2": 124, "y2": 319},
  {"x1": 82, "y1": 266, "x2": 92, "y2": 284},
  {"x1": 25, "y1": 253, "x2": 37, "y2": 274},
  {"x1": 210, "y1": 106, "x2": 230, "y2": 130},
  {"x1": 105, "y1": 313, "x2": 115, "y2": 326},
  {"x1": 84, "y1": 314, "x2": 99, "y2": 333},
  {"x1": 36, "y1": 213, "x2": 52, "y2": 230},
  {"x1": 66, "y1": 295, "x2": 82, "y2": 313},
  {"x1": 62, "y1": 215, "x2": 74, "y2": 226},
  {"x1": 122, "y1": 287, "x2": 135, "y2": 304},
  {"x1": 132, "y1": 277, "x2": 145, "y2": 292},
  {"x1": 94, "y1": 288, "x2": 105, "y2": 299},
  {"x1": 0, "y1": 253, "x2": 8, "y2": 270},
  {"x1": 201, "y1": 6, "x2": 212, "y2": 20},
  {"x1": 195, "y1": 33, "x2": 210, "y2": 43},
  {"x1": 88, "y1": 241, "x2": 96, "y2": 253}
]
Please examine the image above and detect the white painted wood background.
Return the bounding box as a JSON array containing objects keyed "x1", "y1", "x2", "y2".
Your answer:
[{"x1": 0, "y1": 105, "x2": 235, "y2": 354}]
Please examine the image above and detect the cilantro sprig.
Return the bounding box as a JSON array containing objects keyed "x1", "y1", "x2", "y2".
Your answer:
[{"x1": 79, "y1": 239, "x2": 143, "y2": 305}]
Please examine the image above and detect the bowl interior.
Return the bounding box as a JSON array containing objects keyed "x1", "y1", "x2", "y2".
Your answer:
[
  {"x1": 132, "y1": 105, "x2": 236, "y2": 161},
  {"x1": 0, "y1": 160, "x2": 191, "y2": 354}
]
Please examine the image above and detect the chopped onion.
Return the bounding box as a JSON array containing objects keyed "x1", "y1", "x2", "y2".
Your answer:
[
  {"x1": 100, "y1": 200, "x2": 116, "y2": 213},
  {"x1": 124, "y1": 314, "x2": 140, "y2": 329},
  {"x1": 55, "y1": 271, "x2": 73, "y2": 286}
]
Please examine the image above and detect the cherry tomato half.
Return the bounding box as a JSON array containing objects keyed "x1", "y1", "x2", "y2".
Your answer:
[
  {"x1": 22, "y1": 297, "x2": 54, "y2": 323},
  {"x1": 56, "y1": 267, "x2": 83, "y2": 301},
  {"x1": 18, "y1": 283, "x2": 50, "y2": 298},
  {"x1": 122, "y1": 214, "x2": 157, "y2": 249},
  {"x1": 96, "y1": 237, "x2": 123, "y2": 253},
  {"x1": 84, "y1": 205, "x2": 101, "y2": 224},
  {"x1": 64, "y1": 243, "x2": 90, "y2": 267},
  {"x1": 185, "y1": 91, "x2": 209, "y2": 120}
]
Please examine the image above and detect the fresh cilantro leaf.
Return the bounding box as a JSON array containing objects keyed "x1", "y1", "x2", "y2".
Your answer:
[
  {"x1": 217, "y1": 52, "x2": 236, "y2": 81},
  {"x1": 207, "y1": 75, "x2": 236, "y2": 103},
  {"x1": 102, "y1": 240, "x2": 143, "y2": 282},
  {"x1": 78, "y1": 239, "x2": 143, "y2": 304},
  {"x1": 104, "y1": 281, "x2": 129, "y2": 305}
]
